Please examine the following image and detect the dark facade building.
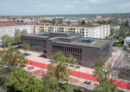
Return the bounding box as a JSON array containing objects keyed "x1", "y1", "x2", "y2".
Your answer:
[{"x1": 21, "y1": 32, "x2": 112, "y2": 67}]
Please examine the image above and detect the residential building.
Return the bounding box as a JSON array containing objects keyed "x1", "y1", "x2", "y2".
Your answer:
[
  {"x1": 21, "y1": 32, "x2": 112, "y2": 67},
  {"x1": 111, "y1": 24, "x2": 120, "y2": 31},
  {"x1": 23, "y1": 18, "x2": 32, "y2": 23},
  {"x1": 0, "y1": 25, "x2": 40, "y2": 42},
  {"x1": 40, "y1": 25, "x2": 110, "y2": 38}
]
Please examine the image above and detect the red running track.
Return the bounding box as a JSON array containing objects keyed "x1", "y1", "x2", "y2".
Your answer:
[{"x1": 28, "y1": 60, "x2": 130, "y2": 90}]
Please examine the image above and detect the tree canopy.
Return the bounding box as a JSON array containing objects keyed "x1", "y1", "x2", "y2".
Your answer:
[
  {"x1": 14, "y1": 29, "x2": 21, "y2": 44},
  {"x1": 1, "y1": 35, "x2": 13, "y2": 47},
  {"x1": 8, "y1": 69, "x2": 44, "y2": 92},
  {"x1": 125, "y1": 20, "x2": 129, "y2": 27},
  {"x1": 52, "y1": 18, "x2": 56, "y2": 25},
  {"x1": 47, "y1": 52, "x2": 78, "y2": 91},
  {"x1": 21, "y1": 29, "x2": 28, "y2": 36},
  {"x1": 43, "y1": 74, "x2": 60, "y2": 92},
  {"x1": 0, "y1": 47, "x2": 28, "y2": 89},
  {"x1": 81, "y1": 20, "x2": 86, "y2": 25},
  {"x1": 94, "y1": 57, "x2": 118, "y2": 92},
  {"x1": 22, "y1": 41, "x2": 30, "y2": 54}
]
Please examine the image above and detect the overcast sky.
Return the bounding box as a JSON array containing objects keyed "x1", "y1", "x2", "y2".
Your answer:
[{"x1": 0, "y1": 0, "x2": 130, "y2": 15}]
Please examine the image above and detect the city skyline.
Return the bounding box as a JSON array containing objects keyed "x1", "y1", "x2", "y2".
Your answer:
[{"x1": 0, "y1": 0, "x2": 130, "y2": 16}]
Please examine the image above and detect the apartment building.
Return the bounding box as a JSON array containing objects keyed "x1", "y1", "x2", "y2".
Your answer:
[
  {"x1": 40, "y1": 25, "x2": 110, "y2": 38},
  {"x1": 0, "y1": 25, "x2": 40, "y2": 42}
]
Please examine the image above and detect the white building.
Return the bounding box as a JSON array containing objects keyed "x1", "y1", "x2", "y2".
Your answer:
[
  {"x1": 0, "y1": 25, "x2": 40, "y2": 42},
  {"x1": 0, "y1": 18, "x2": 9, "y2": 22},
  {"x1": 111, "y1": 24, "x2": 120, "y2": 31},
  {"x1": 23, "y1": 18, "x2": 32, "y2": 23},
  {"x1": 40, "y1": 25, "x2": 110, "y2": 38},
  {"x1": 124, "y1": 37, "x2": 130, "y2": 46},
  {"x1": 0, "y1": 24, "x2": 110, "y2": 43}
]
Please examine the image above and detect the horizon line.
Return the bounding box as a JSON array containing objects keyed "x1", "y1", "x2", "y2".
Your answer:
[{"x1": 0, "y1": 12, "x2": 130, "y2": 17}]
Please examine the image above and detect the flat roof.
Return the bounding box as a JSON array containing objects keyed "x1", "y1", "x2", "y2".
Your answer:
[
  {"x1": 55, "y1": 39, "x2": 109, "y2": 48},
  {"x1": 24, "y1": 32, "x2": 110, "y2": 48},
  {"x1": 41, "y1": 24, "x2": 109, "y2": 28}
]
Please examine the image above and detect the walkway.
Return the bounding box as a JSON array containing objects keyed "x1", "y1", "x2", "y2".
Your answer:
[{"x1": 28, "y1": 60, "x2": 130, "y2": 90}]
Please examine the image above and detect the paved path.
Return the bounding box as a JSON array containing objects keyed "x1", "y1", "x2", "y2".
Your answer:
[{"x1": 28, "y1": 60, "x2": 130, "y2": 90}]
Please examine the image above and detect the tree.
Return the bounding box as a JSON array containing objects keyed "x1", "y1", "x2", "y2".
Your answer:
[
  {"x1": 14, "y1": 29, "x2": 21, "y2": 44},
  {"x1": 127, "y1": 32, "x2": 130, "y2": 36},
  {"x1": 128, "y1": 44, "x2": 130, "y2": 48},
  {"x1": 58, "y1": 18, "x2": 63, "y2": 24},
  {"x1": 118, "y1": 36, "x2": 124, "y2": 44},
  {"x1": 125, "y1": 20, "x2": 129, "y2": 27},
  {"x1": 0, "y1": 47, "x2": 28, "y2": 88},
  {"x1": 110, "y1": 29, "x2": 114, "y2": 36},
  {"x1": 1, "y1": 47, "x2": 27, "y2": 68},
  {"x1": 67, "y1": 54, "x2": 78, "y2": 68},
  {"x1": 67, "y1": 21, "x2": 71, "y2": 26},
  {"x1": 118, "y1": 27, "x2": 126, "y2": 38},
  {"x1": 21, "y1": 29, "x2": 28, "y2": 36},
  {"x1": 51, "y1": 52, "x2": 69, "y2": 83},
  {"x1": 22, "y1": 41, "x2": 30, "y2": 54},
  {"x1": 52, "y1": 18, "x2": 56, "y2": 25},
  {"x1": 1, "y1": 35, "x2": 12, "y2": 47},
  {"x1": 87, "y1": 21, "x2": 92, "y2": 26},
  {"x1": 8, "y1": 69, "x2": 44, "y2": 92},
  {"x1": 94, "y1": 57, "x2": 118, "y2": 92},
  {"x1": 48, "y1": 52, "x2": 78, "y2": 91},
  {"x1": 43, "y1": 74, "x2": 60, "y2": 92},
  {"x1": 81, "y1": 20, "x2": 86, "y2": 25}
]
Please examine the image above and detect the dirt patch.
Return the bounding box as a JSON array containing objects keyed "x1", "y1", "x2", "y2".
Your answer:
[
  {"x1": 31, "y1": 70, "x2": 47, "y2": 79},
  {"x1": 69, "y1": 78, "x2": 79, "y2": 83}
]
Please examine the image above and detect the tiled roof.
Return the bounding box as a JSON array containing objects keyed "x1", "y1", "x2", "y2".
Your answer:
[{"x1": 0, "y1": 21, "x2": 18, "y2": 26}]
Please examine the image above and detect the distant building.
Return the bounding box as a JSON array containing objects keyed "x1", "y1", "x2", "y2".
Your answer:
[
  {"x1": 70, "y1": 22, "x2": 78, "y2": 26},
  {"x1": 21, "y1": 32, "x2": 112, "y2": 67},
  {"x1": 111, "y1": 24, "x2": 120, "y2": 31},
  {"x1": 23, "y1": 18, "x2": 32, "y2": 23},
  {"x1": 0, "y1": 18, "x2": 9, "y2": 22},
  {"x1": 96, "y1": 16, "x2": 102, "y2": 18},
  {"x1": 0, "y1": 25, "x2": 40, "y2": 42},
  {"x1": 40, "y1": 25, "x2": 110, "y2": 38},
  {"x1": 124, "y1": 37, "x2": 130, "y2": 46}
]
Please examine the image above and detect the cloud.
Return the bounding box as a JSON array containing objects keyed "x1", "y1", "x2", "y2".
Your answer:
[
  {"x1": 74, "y1": 1, "x2": 80, "y2": 4},
  {"x1": 33, "y1": 4, "x2": 54, "y2": 8},
  {"x1": 65, "y1": 0, "x2": 79, "y2": 4},
  {"x1": 64, "y1": 5, "x2": 73, "y2": 8},
  {"x1": 116, "y1": 2, "x2": 130, "y2": 9},
  {"x1": 64, "y1": 0, "x2": 79, "y2": 8},
  {"x1": 65, "y1": 1, "x2": 70, "y2": 4},
  {"x1": 84, "y1": 6, "x2": 89, "y2": 10},
  {"x1": 4, "y1": 1, "x2": 12, "y2": 6},
  {"x1": 88, "y1": 0, "x2": 108, "y2": 4}
]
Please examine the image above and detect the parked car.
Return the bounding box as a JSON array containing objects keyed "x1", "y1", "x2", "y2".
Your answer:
[{"x1": 84, "y1": 80, "x2": 92, "y2": 85}]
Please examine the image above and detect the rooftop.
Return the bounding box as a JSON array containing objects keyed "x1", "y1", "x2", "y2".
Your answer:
[
  {"x1": 55, "y1": 38, "x2": 109, "y2": 48},
  {"x1": 25, "y1": 32, "x2": 110, "y2": 48},
  {"x1": 124, "y1": 36, "x2": 130, "y2": 41},
  {"x1": 42, "y1": 24, "x2": 109, "y2": 28}
]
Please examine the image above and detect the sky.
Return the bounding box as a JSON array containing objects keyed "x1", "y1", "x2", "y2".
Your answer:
[{"x1": 0, "y1": 0, "x2": 130, "y2": 15}]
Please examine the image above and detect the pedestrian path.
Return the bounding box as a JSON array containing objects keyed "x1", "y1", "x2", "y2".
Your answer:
[{"x1": 28, "y1": 60, "x2": 130, "y2": 90}]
